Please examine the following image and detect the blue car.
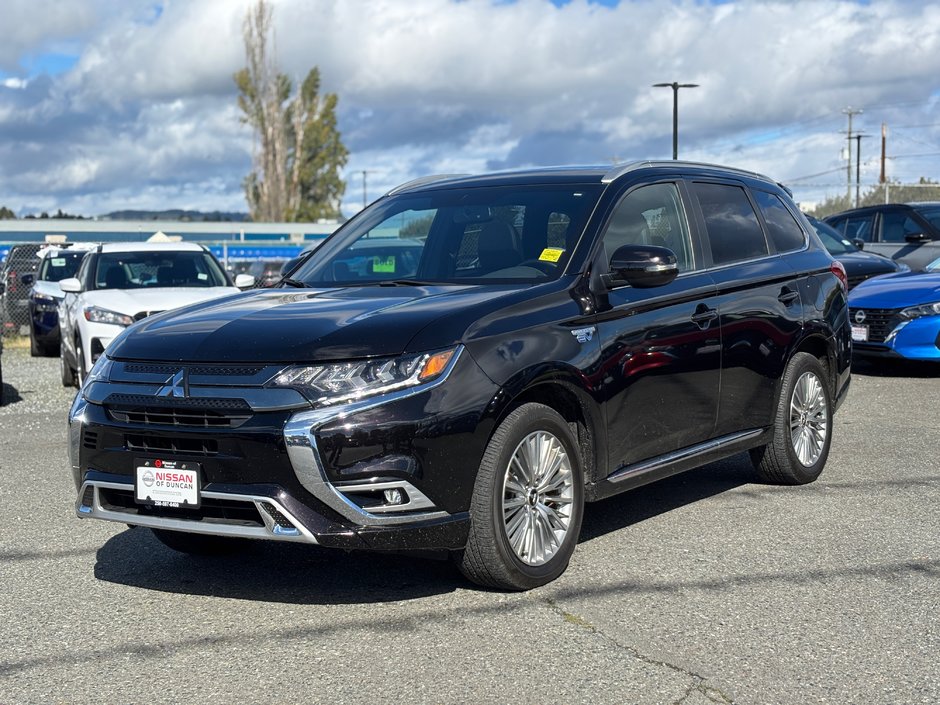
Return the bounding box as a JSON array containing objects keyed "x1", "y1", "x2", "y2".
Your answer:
[{"x1": 848, "y1": 258, "x2": 940, "y2": 361}]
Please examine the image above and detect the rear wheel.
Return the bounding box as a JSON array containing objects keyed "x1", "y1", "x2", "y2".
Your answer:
[
  {"x1": 750, "y1": 352, "x2": 832, "y2": 484},
  {"x1": 458, "y1": 403, "x2": 584, "y2": 590},
  {"x1": 151, "y1": 529, "x2": 249, "y2": 556}
]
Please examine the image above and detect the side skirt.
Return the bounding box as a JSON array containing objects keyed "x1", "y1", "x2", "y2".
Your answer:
[{"x1": 585, "y1": 428, "x2": 770, "y2": 502}]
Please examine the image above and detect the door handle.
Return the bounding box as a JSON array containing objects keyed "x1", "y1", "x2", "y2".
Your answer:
[
  {"x1": 690, "y1": 305, "x2": 718, "y2": 329},
  {"x1": 777, "y1": 288, "x2": 799, "y2": 305}
]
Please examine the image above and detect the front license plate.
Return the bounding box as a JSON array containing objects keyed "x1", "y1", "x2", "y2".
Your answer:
[
  {"x1": 851, "y1": 324, "x2": 869, "y2": 342},
  {"x1": 135, "y1": 459, "x2": 201, "y2": 508}
]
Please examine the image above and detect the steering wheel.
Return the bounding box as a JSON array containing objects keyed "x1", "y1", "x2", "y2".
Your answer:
[{"x1": 517, "y1": 259, "x2": 556, "y2": 275}]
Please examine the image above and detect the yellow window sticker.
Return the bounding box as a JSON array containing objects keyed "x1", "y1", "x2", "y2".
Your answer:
[
  {"x1": 372, "y1": 256, "x2": 396, "y2": 273},
  {"x1": 538, "y1": 248, "x2": 564, "y2": 263}
]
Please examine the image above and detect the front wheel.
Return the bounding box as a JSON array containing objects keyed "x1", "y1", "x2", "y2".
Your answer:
[
  {"x1": 59, "y1": 345, "x2": 76, "y2": 387},
  {"x1": 750, "y1": 352, "x2": 833, "y2": 484},
  {"x1": 458, "y1": 403, "x2": 584, "y2": 590}
]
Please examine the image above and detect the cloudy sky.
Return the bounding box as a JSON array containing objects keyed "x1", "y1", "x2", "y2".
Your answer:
[{"x1": 2, "y1": 0, "x2": 940, "y2": 218}]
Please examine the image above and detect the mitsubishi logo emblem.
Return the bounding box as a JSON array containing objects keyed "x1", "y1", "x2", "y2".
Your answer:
[{"x1": 156, "y1": 369, "x2": 188, "y2": 398}]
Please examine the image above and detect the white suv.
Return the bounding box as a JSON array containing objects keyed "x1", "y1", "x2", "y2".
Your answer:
[{"x1": 58, "y1": 242, "x2": 254, "y2": 386}]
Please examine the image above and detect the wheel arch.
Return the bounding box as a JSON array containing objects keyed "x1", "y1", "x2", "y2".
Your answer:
[{"x1": 484, "y1": 364, "x2": 606, "y2": 489}]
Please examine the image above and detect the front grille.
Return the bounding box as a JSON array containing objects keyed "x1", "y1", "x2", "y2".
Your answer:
[
  {"x1": 122, "y1": 363, "x2": 265, "y2": 377},
  {"x1": 132, "y1": 311, "x2": 164, "y2": 321},
  {"x1": 105, "y1": 394, "x2": 252, "y2": 428},
  {"x1": 847, "y1": 274, "x2": 873, "y2": 291},
  {"x1": 849, "y1": 307, "x2": 902, "y2": 343},
  {"x1": 98, "y1": 486, "x2": 264, "y2": 527},
  {"x1": 125, "y1": 434, "x2": 219, "y2": 456}
]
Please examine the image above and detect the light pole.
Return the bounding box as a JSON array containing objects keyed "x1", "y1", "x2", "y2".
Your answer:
[{"x1": 652, "y1": 82, "x2": 699, "y2": 160}]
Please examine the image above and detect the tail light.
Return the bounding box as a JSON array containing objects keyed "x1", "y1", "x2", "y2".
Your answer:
[{"x1": 830, "y1": 260, "x2": 847, "y2": 293}]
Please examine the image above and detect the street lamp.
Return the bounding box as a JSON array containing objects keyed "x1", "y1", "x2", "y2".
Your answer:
[{"x1": 652, "y1": 82, "x2": 699, "y2": 160}]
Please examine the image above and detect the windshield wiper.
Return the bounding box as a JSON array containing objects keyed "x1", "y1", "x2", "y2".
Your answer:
[{"x1": 279, "y1": 278, "x2": 309, "y2": 288}]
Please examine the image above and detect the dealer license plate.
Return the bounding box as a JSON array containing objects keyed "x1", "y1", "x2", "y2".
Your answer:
[
  {"x1": 135, "y1": 459, "x2": 201, "y2": 508},
  {"x1": 851, "y1": 324, "x2": 869, "y2": 342}
]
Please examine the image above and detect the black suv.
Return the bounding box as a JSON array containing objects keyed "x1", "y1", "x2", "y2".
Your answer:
[
  {"x1": 69, "y1": 162, "x2": 852, "y2": 590},
  {"x1": 825, "y1": 202, "x2": 940, "y2": 271}
]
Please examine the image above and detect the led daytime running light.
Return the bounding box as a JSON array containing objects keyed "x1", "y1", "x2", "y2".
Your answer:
[{"x1": 271, "y1": 348, "x2": 458, "y2": 405}]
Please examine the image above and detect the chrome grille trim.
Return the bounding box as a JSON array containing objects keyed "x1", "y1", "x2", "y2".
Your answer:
[{"x1": 75, "y1": 480, "x2": 316, "y2": 543}]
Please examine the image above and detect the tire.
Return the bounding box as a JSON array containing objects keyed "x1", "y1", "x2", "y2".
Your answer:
[
  {"x1": 458, "y1": 403, "x2": 584, "y2": 590},
  {"x1": 151, "y1": 529, "x2": 249, "y2": 556},
  {"x1": 74, "y1": 337, "x2": 87, "y2": 388},
  {"x1": 750, "y1": 352, "x2": 833, "y2": 485},
  {"x1": 59, "y1": 344, "x2": 76, "y2": 388},
  {"x1": 29, "y1": 331, "x2": 40, "y2": 357}
]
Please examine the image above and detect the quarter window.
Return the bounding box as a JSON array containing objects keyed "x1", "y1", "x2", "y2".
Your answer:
[
  {"x1": 601, "y1": 183, "x2": 694, "y2": 272},
  {"x1": 693, "y1": 183, "x2": 768, "y2": 265},
  {"x1": 753, "y1": 190, "x2": 805, "y2": 252}
]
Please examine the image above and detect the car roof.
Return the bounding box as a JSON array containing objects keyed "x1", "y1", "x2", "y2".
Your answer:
[
  {"x1": 98, "y1": 242, "x2": 206, "y2": 254},
  {"x1": 387, "y1": 160, "x2": 782, "y2": 196},
  {"x1": 38, "y1": 242, "x2": 99, "y2": 258}
]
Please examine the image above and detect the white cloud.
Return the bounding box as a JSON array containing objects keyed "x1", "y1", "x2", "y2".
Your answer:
[{"x1": 1, "y1": 0, "x2": 940, "y2": 216}]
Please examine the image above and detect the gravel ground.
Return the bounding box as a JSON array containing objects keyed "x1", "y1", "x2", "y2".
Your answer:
[{"x1": 0, "y1": 346, "x2": 938, "y2": 704}]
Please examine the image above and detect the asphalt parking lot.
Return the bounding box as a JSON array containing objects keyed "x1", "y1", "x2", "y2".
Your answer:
[{"x1": 0, "y1": 346, "x2": 937, "y2": 705}]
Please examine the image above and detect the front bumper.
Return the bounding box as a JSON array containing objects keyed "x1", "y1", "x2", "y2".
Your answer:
[
  {"x1": 68, "y1": 350, "x2": 498, "y2": 551},
  {"x1": 853, "y1": 317, "x2": 940, "y2": 361}
]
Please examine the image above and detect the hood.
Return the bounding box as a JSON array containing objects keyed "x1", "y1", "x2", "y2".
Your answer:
[
  {"x1": 81, "y1": 287, "x2": 240, "y2": 317},
  {"x1": 836, "y1": 250, "x2": 899, "y2": 277},
  {"x1": 848, "y1": 271, "x2": 940, "y2": 308},
  {"x1": 106, "y1": 284, "x2": 529, "y2": 363}
]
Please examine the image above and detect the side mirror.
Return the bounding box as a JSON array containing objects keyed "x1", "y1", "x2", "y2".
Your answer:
[
  {"x1": 851, "y1": 238, "x2": 865, "y2": 250},
  {"x1": 905, "y1": 232, "x2": 929, "y2": 244},
  {"x1": 21, "y1": 273, "x2": 35, "y2": 286},
  {"x1": 59, "y1": 277, "x2": 82, "y2": 294},
  {"x1": 234, "y1": 274, "x2": 256, "y2": 290},
  {"x1": 604, "y1": 245, "x2": 679, "y2": 289}
]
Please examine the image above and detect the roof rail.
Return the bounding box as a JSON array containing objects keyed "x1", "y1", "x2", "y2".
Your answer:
[
  {"x1": 602, "y1": 160, "x2": 773, "y2": 184},
  {"x1": 386, "y1": 173, "x2": 470, "y2": 196}
]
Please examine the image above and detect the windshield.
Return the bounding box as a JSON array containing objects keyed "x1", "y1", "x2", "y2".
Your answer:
[
  {"x1": 38, "y1": 250, "x2": 86, "y2": 282},
  {"x1": 809, "y1": 218, "x2": 857, "y2": 255},
  {"x1": 289, "y1": 184, "x2": 602, "y2": 286},
  {"x1": 92, "y1": 251, "x2": 228, "y2": 290}
]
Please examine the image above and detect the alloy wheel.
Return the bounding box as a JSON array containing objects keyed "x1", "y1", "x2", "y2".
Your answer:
[{"x1": 789, "y1": 371, "x2": 828, "y2": 466}]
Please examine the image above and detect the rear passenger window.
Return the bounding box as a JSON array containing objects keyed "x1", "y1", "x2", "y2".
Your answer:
[
  {"x1": 880, "y1": 211, "x2": 922, "y2": 243},
  {"x1": 753, "y1": 190, "x2": 806, "y2": 252},
  {"x1": 693, "y1": 183, "x2": 768, "y2": 265}
]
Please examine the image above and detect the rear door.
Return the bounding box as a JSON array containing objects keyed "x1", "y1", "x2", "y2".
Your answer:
[{"x1": 688, "y1": 181, "x2": 804, "y2": 438}]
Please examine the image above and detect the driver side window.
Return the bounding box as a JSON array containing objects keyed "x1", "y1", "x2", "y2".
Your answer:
[{"x1": 601, "y1": 183, "x2": 694, "y2": 272}]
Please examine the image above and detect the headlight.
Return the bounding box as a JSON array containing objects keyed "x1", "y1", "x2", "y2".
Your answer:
[
  {"x1": 269, "y1": 347, "x2": 460, "y2": 405},
  {"x1": 83, "y1": 306, "x2": 134, "y2": 326},
  {"x1": 900, "y1": 301, "x2": 940, "y2": 320},
  {"x1": 81, "y1": 355, "x2": 113, "y2": 392},
  {"x1": 32, "y1": 292, "x2": 56, "y2": 304}
]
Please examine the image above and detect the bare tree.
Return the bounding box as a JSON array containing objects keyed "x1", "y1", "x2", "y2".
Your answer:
[{"x1": 235, "y1": 0, "x2": 347, "y2": 221}]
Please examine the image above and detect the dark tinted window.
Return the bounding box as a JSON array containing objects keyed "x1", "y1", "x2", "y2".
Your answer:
[
  {"x1": 753, "y1": 191, "x2": 805, "y2": 252},
  {"x1": 602, "y1": 182, "x2": 694, "y2": 272},
  {"x1": 38, "y1": 251, "x2": 86, "y2": 282},
  {"x1": 693, "y1": 183, "x2": 768, "y2": 265},
  {"x1": 839, "y1": 215, "x2": 874, "y2": 242},
  {"x1": 93, "y1": 251, "x2": 228, "y2": 290},
  {"x1": 912, "y1": 205, "x2": 940, "y2": 232},
  {"x1": 881, "y1": 210, "x2": 924, "y2": 243}
]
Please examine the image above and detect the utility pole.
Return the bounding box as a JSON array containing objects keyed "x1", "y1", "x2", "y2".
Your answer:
[
  {"x1": 361, "y1": 170, "x2": 375, "y2": 210},
  {"x1": 880, "y1": 122, "x2": 887, "y2": 185},
  {"x1": 854, "y1": 134, "x2": 867, "y2": 208},
  {"x1": 653, "y1": 82, "x2": 699, "y2": 160},
  {"x1": 843, "y1": 107, "x2": 863, "y2": 202}
]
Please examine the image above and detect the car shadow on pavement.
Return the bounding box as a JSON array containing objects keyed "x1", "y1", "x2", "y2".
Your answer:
[
  {"x1": 0, "y1": 380, "x2": 23, "y2": 406},
  {"x1": 851, "y1": 357, "x2": 940, "y2": 378},
  {"x1": 94, "y1": 528, "x2": 465, "y2": 604},
  {"x1": 578, "y1": 452, "x2": 755, "y2": 544}
]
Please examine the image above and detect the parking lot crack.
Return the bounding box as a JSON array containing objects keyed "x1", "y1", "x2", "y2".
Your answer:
[{"x1": 541, "y1": 596, "x2": 734, "y2": 704}]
